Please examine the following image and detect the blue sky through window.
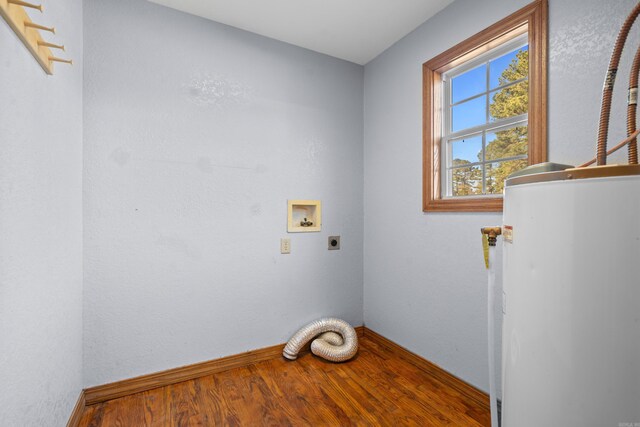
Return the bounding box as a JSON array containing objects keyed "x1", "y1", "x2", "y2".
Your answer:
[
  {"x1": 452, "y1": 95, "x2": 486, "y2": 132},
  {"x1": 452, "y1": 64, "x2": 486, "y2": 103},
  {"x1": 449, "y1": 45, "x2": 528, "y2": 139},
  {"x1": 451, "y1": 134, "x2": 482, "y2": 164}
]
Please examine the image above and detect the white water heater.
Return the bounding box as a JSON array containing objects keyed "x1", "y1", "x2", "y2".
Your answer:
[{"x1": 501, "y1": 166, "x2": 640, "y2": 426}]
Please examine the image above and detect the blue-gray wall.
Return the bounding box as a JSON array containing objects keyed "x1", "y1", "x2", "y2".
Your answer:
[
  {"x1": 2, "y1": 0, "x2": 634, "y2": 415},
  {"x1": 0, "y1": 0, "x2": 83, "y2": 425},
  {"x1": 363, "y1": 0, "x2": 639, "y2": 394},
  {"x1": 83, "y1": 0, "x2": 364, "y2": 386}
]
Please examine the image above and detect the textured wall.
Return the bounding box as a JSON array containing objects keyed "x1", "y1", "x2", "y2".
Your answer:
[
  {"x1": 363, "y1": 0, "x2": 639, "y2": 394},
  {"x1": 0, "y1": 0, "x2": 83, "y2": 425},
  {"x1": 83, "y1": 0, "x2": 364, "y2": 386}
]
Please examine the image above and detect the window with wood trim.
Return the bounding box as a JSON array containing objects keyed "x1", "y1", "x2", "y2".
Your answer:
[{"x1": 423, "y1": 0, "x2": 547, "y2": 212}]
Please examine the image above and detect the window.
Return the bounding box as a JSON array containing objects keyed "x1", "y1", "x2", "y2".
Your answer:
[{"x1": 423, "y1": 0, "x2": 547, "y2": 212}]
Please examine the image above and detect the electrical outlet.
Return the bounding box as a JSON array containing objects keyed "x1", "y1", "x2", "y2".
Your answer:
[
  {"x1": 281, "y1": 238, "x2": 291, "y2": 254},
  {"x1": 328, "y1": 236, "x2": 340, "y2": 250}
]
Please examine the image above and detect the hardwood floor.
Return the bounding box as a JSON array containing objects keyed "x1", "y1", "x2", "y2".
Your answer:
[{"x1": 78, "y1": 336, "x2": 490, "y2": 426}]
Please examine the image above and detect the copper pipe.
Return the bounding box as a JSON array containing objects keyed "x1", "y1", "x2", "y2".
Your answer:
[
  {"x1": 596, "y1": 2, "x2": 640, "y2": 165},
  {"x1": 627, "y1": 45, "x2": 640, "y2": 164},
  {"x1": 580, "y1": 129, "x2": 640, "y2": 167}
]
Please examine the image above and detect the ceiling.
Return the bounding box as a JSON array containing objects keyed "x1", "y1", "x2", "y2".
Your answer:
[{"x1": 148, "y1": 0, "x2": 454, "y2": 65}]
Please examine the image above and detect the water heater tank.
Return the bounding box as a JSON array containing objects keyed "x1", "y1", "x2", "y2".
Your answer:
[{"x1": 501, "y1": 166, "x2": 640, "y2": 426}]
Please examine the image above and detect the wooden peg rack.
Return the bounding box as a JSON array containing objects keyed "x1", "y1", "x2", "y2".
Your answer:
[{"x1": 0, "y1": 0, "x2": 72, "y2": 75}]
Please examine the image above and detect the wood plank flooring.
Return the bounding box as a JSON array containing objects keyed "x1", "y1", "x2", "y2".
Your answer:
[{"x1": 78, "y1": 337, "x2": 489, "y2": 426}]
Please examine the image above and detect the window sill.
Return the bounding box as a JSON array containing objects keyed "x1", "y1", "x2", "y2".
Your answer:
[{"x1": 424, "y1": 197, "x2": 503, "y2": 212}]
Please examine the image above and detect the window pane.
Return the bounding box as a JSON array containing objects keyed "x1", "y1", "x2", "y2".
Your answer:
[
  {"x1": 485, "y1": 159, "x2": 528, "y2": 194},
  {"x1": 450, "y1": 134, "x2": 483, "y2": 164},
  {"x1": 450, "y1": 164, "x2": 482, "y2": 196},
  {"x1": 452, "y1": 64, "x2": 486, "y2": 104},
  {"x1": 486, "y1": 125, "x2": 528, "y2": 161},
  {"x1": 489, "y1": 80, "x2": 528, "y2": 121},
  {"x1": 452, "y1": 95, "x2": 486, "y2": 132},
  {"x1": 490, "y1": 45, "x2": 528, "y2": 89}
]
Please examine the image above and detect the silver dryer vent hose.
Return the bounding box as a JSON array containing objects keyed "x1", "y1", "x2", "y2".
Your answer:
[{"x1": 283, "y1": 317, "x2": 358, "y2": 362}]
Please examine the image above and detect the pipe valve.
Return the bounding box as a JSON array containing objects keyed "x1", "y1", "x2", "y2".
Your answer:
[{"x1": 481, "y1": 226, "x2": 502, "y2": 247}]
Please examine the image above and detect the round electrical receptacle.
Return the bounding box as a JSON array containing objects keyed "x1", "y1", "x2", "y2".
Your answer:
[{"x1": 328, "y1": 236, "x2": 340, "y2": 250}]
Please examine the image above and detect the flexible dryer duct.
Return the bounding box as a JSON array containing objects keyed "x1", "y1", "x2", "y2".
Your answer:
[{"x1": 283, "y1": 318, "x2": 358, "y2": 362}]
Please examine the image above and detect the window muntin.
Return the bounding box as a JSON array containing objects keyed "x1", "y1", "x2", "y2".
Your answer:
[{"x1": 442, "y1": 35, "x2": 529, "y2": 197}]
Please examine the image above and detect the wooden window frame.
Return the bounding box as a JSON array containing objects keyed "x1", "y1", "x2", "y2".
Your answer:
[{"x1": 423, "y1": 0, "x2": 547, "y2": 212}]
